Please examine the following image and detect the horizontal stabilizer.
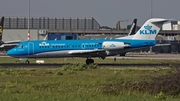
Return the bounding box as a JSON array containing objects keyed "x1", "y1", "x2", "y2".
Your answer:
[{"x1": 150, "y1": 18, "x2": 172, "y2": 23}]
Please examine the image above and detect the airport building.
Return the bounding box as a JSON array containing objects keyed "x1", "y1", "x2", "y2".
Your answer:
[{"x1": 2, "y1": 17, "x2": 180, "y2": 53}]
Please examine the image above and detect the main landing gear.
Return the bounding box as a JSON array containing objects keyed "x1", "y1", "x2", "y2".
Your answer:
[
  {"x1": 120, "y1": 53, "x2": 126, "y2": 56},
  {"x1": 86, "y1": 58, "x2": 94, "y2": 65}
]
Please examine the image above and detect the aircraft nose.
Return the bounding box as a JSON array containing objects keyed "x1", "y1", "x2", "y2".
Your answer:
[{"x1": 7, "y1": 49, "x2": 14, "y2": 56}]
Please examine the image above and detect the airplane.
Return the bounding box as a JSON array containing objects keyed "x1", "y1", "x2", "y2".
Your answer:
[
  {"x1": 7, "y1": 18, "x2": 170, "y2": 64},
  {"x1": 128, "y1": 19, "x2": 137, "y2": 36},
  {"x1": 0, "y1": 17, "x2": 21, "y2": 50},
  {"x1": 0, "y1": 17, "x2": 4, "y2": 45}
]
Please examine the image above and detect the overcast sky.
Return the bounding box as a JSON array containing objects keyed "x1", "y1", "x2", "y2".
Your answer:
[{"x1": 0, "y1": 0, "x2": 180, "y2": 28}]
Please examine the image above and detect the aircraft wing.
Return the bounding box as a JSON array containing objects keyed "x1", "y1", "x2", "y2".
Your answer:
[
  {"x1": 68, "y1": 49, "x2": 106, "y2": 57},
  {"x1": 0, "y1": 44, "x2": 17, "y2": 48},
  {"x1": 68, "y1": 49, "x2": 105, "y2": 54},
  {"x1": 4, "y1": 40, "x2": 21, "y2": 44},
  {"x1": 154, "y1": 44, "x2": 171, "y2": 47}
]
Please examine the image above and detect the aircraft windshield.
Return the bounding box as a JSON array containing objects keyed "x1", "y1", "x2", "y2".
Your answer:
[{"x1": 16, "y1": 45, "x2": 24, "y2": 48}]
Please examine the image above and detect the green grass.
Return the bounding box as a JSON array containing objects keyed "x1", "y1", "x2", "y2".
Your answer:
[
  {"x1": 0, "y1": 65, "x2": 180, "y2": 101},
  {"x1": 0, "y1": 57, "x2": 180, "y2": 100}
]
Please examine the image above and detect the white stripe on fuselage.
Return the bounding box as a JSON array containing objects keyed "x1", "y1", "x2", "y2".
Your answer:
[{"x1": 14, "y1": 50, "x2": 104, "y2": 58}]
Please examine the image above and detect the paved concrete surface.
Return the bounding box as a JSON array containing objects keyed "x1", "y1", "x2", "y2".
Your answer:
[{"x1": 108, "y1": 54, "x2": 180, "y2": 60}]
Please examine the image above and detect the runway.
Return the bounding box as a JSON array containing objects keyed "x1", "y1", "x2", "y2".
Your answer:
[
  {"x1": 0, "y1": 63, "x2": 174, "y2": 68},
  {"x1": 109, "y1": 53, "x2": 180, "y2": 59},
  {"x1": 0, "y1": 54, "x2": 180, "y2": 68}
]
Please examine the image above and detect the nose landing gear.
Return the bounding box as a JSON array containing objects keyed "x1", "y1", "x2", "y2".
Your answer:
[{"x1": 25, "y1": 60, "x2": 30, "y2": 64}]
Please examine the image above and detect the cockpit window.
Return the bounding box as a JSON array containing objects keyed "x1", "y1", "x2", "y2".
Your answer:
[{"x1": 16, "y1": 45, "x2": 24, "y2": 48}]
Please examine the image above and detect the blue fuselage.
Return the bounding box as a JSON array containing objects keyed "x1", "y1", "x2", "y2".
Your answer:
[{"x1": 7, "y1": 39, "x2": 156, "y2": 58}]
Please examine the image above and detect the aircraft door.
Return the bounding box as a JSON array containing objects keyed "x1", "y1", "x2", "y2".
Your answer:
[
  {"x1": 82, "y1": 43, "x2": 85, "y2": 49},
  {"x1": 28, "y1": 42, "x2": 34, "y2": 55}
]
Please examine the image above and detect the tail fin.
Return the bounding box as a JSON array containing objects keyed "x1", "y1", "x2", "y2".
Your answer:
[
  {"x1": 132, "y1": 18, "x2": 170, "y2": 40},
  {"x1": 0, "y1": 17, "x2": 4, "y2": 41},
  {"x1": 128, "y1": 19, "x2": 137, "y2": 36}
]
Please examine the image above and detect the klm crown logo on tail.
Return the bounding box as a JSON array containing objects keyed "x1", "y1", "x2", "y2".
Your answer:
[{"x1": 140, "y1": 24, "x2": 157, "y2": 35}]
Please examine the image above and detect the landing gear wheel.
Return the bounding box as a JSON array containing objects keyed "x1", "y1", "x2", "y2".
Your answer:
[
  {"x1": 25, "y1": 60, "x2": 30, "y2": 64},
  {"x1": 86, "y1": 59, "x2": 90, "y2": 65},
  {"x1": 90, "y1": 59, "x2": 94, "y2": 64}
]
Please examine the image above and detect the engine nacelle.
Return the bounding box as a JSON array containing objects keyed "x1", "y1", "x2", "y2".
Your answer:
[{"x1": 102, "y1": 41, "x2": 129, "y2": 50}]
